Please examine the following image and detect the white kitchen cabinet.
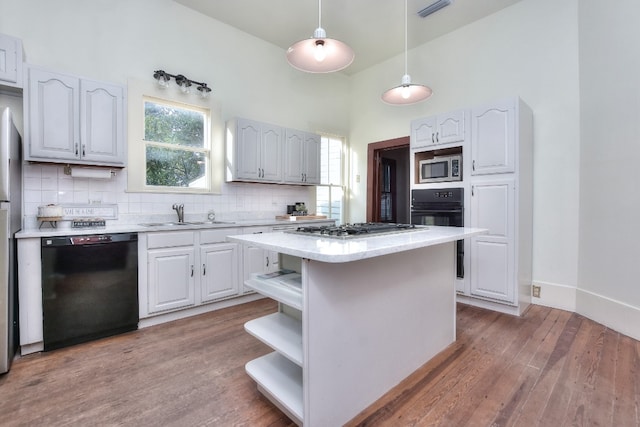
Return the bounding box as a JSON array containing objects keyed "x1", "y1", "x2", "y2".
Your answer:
[
  {"x1": 144, "y1": 228, "x2": 242, "y2": 316},
  {"x1": 465, "y1": 97, "x2": 533, "y2": 316},
  {"x1": 410, "y1": 109, "x2": 465, "y2": 149},
  {"x1": 227, "y1": 118, "x2": 283, "y2": 183},
  {"x1": 470, "y1": 98, "x2": 516, "y2": 176},
  {"x1": 283, "y1": 129, "x2": 321, "y2": 185},
  {"x1": 470, "y1": 179, "x2": 515, "y2": 302},
  {"x1": 200, "y1": 242, "x2": 240, "y2": 302},
  {"x1": 242, "y1": 227, "x2": 279, "y2": 294},
  {"x1": 0, "y1": 33, "x2": 23, "y2": 88},
  {"x1": 24, "y1": 65, "x2": 125, "y2": 167},
  {"x1": 148, "y1": 246, "x2": 196, "y2": 314}
]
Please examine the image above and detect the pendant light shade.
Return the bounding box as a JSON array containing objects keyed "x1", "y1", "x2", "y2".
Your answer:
[
  {"x1": 382, "y1": 0, "x2": 433, "y2": 105},
  {"x1": 286, "y1": 0, "x2": 354, "y2": 73}
]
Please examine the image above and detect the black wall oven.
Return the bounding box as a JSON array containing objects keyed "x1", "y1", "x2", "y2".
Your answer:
[{"x1": 411, "y1": 188, "x2": 464, "y2": 278}]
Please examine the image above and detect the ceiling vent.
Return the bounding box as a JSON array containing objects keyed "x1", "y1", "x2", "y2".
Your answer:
[{"x1": 417, "y1": 0, "x2": 452, "y2": 18}]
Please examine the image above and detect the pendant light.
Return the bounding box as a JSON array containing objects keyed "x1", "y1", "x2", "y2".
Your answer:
[
  {"x1": 382, "y1": 0, "x2": 433, "y2": 105},
  {"x1": 286, "y1": 0, "x2": 355, "y2": 73}
]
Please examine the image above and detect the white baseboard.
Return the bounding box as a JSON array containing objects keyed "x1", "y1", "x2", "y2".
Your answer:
[
  {"x1": 531, "y1": 280, "x2": 577, "y2": 312},
  {"x1": 576, "y1": 288, "x2": 640, "y2": 341},
  {"x1": 531, "y1": 281, "x2": 640, "y2": 341}
]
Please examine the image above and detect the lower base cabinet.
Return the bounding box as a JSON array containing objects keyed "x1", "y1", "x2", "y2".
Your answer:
[
  {"x1": 201, "y1": 242, "x2": 240, "y2": 302},
  {"x1": 148, "y1": 246, "x2": 196, "y2": 313},
  {"x1": 143, "y1": 229, "x2": 241, "y2": 317},
  {"x1": 469, "y1": 179, "x2": 515, "y2": 303}
]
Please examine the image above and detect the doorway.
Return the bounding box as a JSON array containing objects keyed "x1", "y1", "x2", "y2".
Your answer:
[{"x1": 366, "y1": 136, "x2": 410, "y2": 223}]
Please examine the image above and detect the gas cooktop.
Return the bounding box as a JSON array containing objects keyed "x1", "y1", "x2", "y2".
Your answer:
[{"x1": 286, "y1": 222, "x2": 425, "y2": 239}]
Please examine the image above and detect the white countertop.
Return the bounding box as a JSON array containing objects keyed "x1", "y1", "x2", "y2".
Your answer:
[
  {"x1": 228, "y1": 226, "x2": 486, "y2": 263},
  {"x1": 15, "y1": 218, "x2": 335, "y2": 239}
]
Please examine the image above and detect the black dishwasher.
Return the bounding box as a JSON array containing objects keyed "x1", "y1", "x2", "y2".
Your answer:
[{"x1": 41, "y1": 233, "x2": 139, "y2": 351}]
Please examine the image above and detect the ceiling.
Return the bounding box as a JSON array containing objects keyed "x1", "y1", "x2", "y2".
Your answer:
[{"x1": 174, "y1": 0, "x2": 524, "y2": 75}]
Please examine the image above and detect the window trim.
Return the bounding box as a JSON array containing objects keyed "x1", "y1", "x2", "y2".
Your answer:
[
  {"x1": 127, "y1": 76, "x2": 222, "y2": 195},
  {"x1": 316, "y1": 134, "x2": 347, "y2": 224}
]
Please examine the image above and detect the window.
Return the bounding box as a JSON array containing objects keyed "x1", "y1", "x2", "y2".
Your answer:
[
  {"x1": 316, "y1": 135, "x2": 345, "y2": 223},
  {"x1": 143, "y1": 97, "x2": 211, "y2": 191}
]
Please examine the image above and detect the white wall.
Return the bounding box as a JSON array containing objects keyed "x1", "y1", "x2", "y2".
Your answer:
[
  {"x1": 0, "y1": 0, "x2": 351, "y2": 227},
  {"x1": 577, "y1": 0, "x2": 640, "y2": 339},
  {"x1": 348, "y1": 0, "x2": 581, "y2": 298}
]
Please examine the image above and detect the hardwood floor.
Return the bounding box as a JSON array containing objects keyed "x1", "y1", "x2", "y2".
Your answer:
[{"x1": 1, "y1": 299, "x2": 638, "y2": 426}]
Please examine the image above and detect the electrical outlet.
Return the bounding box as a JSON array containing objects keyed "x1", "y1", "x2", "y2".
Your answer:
[{"x1": 532, "y1": 285, "x2": 541, "y2": 298}]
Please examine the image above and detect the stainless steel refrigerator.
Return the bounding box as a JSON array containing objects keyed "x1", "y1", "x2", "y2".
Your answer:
[{"x1": 1, "y1": 107, "x2": 22, "y2": 374}]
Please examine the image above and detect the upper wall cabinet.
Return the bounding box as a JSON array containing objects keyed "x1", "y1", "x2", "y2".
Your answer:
[
  {"x1": 227, "y1": 118, "x2": 283, "y2": 183},
  {"x1": 0, "y1": 33, "x2": 23, "y2": 89},
  {"x1": 410, "y1": 109, "x2": 465, "y2": 149},
  {"x1": 283, "y1": 129, "x2": 320, "y2": 185},
  {"x1": 226, "y1": 118, "x2": 321, "y2": 186},
  {"x1": 24, "y1": 65, "x2": 126, "y2": 167},
  {"x1": 470, "y1": 99, "x2": 516, "y2": 176}
]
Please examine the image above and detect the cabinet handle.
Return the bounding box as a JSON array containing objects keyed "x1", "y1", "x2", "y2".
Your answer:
[
  {"x1": 202, "y1": 264, "x2": 206, "y2": 275},
  {"x1": 266, "y1": 256, "x2": 270, "y2": 267},
  {"x1": 472, "y1": 185, "x2": 475, "y2": 196},
  {"x1": 191, "y1": 265, "x2": 194, "y2": 277},
  {"x1": 75, "y1": 143, "x2": 79, "y2": 156},
  {"x1": 436, "y1": 132, "x2": 439, "y2": 143},
  {"x1": 431, "y1": 134, "x2": 435, "y2": 143},
  {"x1": 82, "y1": 144, "x2": 86, "y2": 157},
  {"x1": 472, "y1": 160, "x2": 476, "y2": 171}
]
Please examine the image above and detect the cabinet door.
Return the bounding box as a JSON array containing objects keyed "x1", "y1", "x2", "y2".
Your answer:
[
  {"x1": 471, "y1": 99, "x2": 515, "y2": 175},
  {"x1": 436, "y1": 110, "x2": 465, "y2": 144},
  {"x1": 235, "y1": 119, "x2": 261, "y2": 180},
  {"x1": 284, "y1": 129, "x2": 304, "y2": 183},
  {"x1": 201, "y1": 243, "x2": 240, "y2": 302},
  {"x1": 243, "y1": 244, "x2": 269, "y2": 294},
  {"x1": 410, "y1": 117, "x2": 436, "y2": 149},
  {"x1": 80, "y1": 80, "x2": 125, "y2": 165},
  {"x1": 27, "y1": 68, "x2": 80, "y2": 161},
  {"x1": 0, "y1": 34, "x2": 21, "y2": 87},
  {"x1": 260, "y1": 123, "x2": 283, "y2": 182},
  {"x1": 148, "y1": 247, "x2": 195, "y2": 313},
  {"x1": 470, "y1": 179, "x2": 515, "y2": 303},
  {"x1": 303, "y1": 133, "x2": 321, "y2": 184}
]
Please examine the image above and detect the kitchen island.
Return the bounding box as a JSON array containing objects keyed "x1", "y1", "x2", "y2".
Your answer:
[{"x1": 229, "y1": 225, "x2": 485, "y2": 426}]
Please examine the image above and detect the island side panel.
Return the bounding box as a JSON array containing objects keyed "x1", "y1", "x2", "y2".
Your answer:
[{"x1": 302, "y1": 242, "x2": 456, "y2": 426}]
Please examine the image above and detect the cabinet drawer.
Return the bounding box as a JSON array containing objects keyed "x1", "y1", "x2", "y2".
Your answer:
[
  {"x1": 147, "y1": 231, "x2": 195, "y2": 249},
  {"x1": 200, "y1": 227, "x2": 241, "y2": 244}
]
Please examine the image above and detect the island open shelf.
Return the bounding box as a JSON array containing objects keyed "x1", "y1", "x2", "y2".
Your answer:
[
  {"x1": 245, "y1": 312, "x2": 303, "y2": 366},
  {"x1": 230, "y1": 226, "x2": 485, "y2": 426}
]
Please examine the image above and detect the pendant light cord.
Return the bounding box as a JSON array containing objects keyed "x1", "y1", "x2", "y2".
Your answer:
[
  {"x1": 318, "y1": 0, "x2": 322, "y2": 29},
  {"x1": 404, "y1": 0, "x2": 408, "y2": 76}
]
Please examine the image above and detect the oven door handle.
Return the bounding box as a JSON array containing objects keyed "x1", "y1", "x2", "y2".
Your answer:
[{"x1": 411, "y1": 208, "x2": 463, "y2": 214}]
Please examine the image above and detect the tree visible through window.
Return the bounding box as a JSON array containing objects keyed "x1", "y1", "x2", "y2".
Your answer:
[
  {"x1": 143, "y1": 98, "x2": 210, "y2": 190},
  {"x1": 316, "y1": 135, "x2": 344, "y2": 223}
]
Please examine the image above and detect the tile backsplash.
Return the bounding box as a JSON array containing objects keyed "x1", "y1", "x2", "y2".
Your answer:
[{"x1": 22, "y1": 163, "x2": 312, "y2": 229}]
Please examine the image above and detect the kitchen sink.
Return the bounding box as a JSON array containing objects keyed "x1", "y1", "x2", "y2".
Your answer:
[{"x1": 138, "y1": 221, "x2": 234, "y2": 227}]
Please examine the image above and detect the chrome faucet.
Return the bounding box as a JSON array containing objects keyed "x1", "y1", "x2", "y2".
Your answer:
[{"x1": 172, "y1": 203, "x2": 184, "y2": 223}]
